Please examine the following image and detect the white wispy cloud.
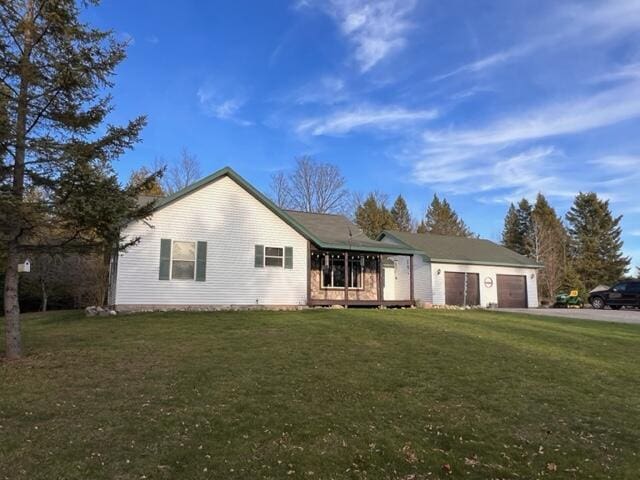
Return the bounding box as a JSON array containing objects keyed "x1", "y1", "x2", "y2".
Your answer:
[
  {"x1": 409, "y1": 79, "x2": 640, "y2": 202},
  {"x1": 197, "y1": 87, "x2": 253, "y2": 126},
  {"x1": 589, "y1": 155, "x2": 640, "y2": 169},
  {"x1": 424, "y1": 81, "x2": 640, "y2": 147},
  {"x1": 292, "y1": 76, "x2": 348, "y2": 105},
  {"x1": 296, "y1": 104, "x2": 437, "y2": 135},
  {"x1": 301, "y1": 0, "x2": 417, "y2": 72},
  {"x1": 591, "y1": 63, "x2": 640, "y2": 84},
  {"x1": 435, "y1": 1, "x2": 640, "y2": 80}
]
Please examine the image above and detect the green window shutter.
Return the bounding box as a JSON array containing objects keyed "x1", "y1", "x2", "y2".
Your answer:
[
  {"x1": 284, "y1": 246, "x2": 293, "y2": 269},
  {"x1": 159, "y1": 239, "x2": 171, "y2": 280},
  {"x1": 196, "y1": 241, "x2": 207, "y2": 281},
  {"x1": 254, "y1": 245, "x2": 264, "y2": 268}
]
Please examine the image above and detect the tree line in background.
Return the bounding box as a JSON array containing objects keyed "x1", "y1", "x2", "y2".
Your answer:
[
  {"x1": 5, "y1": 140, "x2": 635, "y2": 323},
  {"x1": 502, "y1": 193, "x2": 630, "y2": 301},
  {"x1": 271, "y1": 158, "x2": 633, "y2": 303}
]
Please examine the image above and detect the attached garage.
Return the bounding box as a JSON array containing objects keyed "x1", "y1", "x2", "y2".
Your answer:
[
  {"x1": 378, "y1": 230, "x2": 542, "y2": 308},
  {"x1": 445, "y1": 272, "x2": 480, "y2": 306},
  {"x1": 496, "y1": 274, "x2": 528, "y2": 308}
]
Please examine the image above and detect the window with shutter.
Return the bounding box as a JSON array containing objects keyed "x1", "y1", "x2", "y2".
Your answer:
[{"x1": 171, "y1": 241, "x2": 196, "y2": 280}]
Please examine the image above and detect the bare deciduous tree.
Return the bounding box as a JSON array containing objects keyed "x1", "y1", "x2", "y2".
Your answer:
[
  {"x1": 159, "y1": 148, "x2": 202, "y2": 195},
  {"x1": 270, "y1": 156, "x2": 349, "y2": 213},
  {"x1": 531, "y1": 216, "x2": 566, "y2": 301},
  {"x1": 270, "y1": 171, "x2": 291, "y2": 208}
]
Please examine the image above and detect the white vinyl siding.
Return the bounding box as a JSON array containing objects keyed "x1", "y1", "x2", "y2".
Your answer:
[{"x1": 114, "y1": 175, "x2": 308, "y2": 307}]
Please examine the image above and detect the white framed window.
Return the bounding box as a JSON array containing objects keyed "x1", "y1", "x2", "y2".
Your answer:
[
  {"x1": 321, "y1": 254, "x2": 364, "y2": 289},
  {"x1": 264, "y1": 246, "x2": 284, "y2": 267},
  {"x1": 171, "y1": 240, "x2": 196, "y2": 280}
]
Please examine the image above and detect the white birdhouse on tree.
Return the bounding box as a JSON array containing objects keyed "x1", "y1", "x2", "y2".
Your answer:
[{"x1": 18, "y1": 259, "x2": 31, "y2": 273}]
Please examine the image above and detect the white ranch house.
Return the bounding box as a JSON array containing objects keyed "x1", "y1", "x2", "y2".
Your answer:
[{"x1": 109, "y1": 167, "x2": 540, "y2": 311}]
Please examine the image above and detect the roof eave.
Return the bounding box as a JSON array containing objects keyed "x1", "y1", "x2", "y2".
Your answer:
[
  {"x1": 313, "y1": 242, "x2": 418, "y2": 254},
  {"x1": 430, "y1": 258, "x2": 544, "y2": 269}
]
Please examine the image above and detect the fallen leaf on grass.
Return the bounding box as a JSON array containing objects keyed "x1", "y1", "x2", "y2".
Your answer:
[
  {"x1": 547, "y1": 462, "x2": 557, "y2": 472},
  {"x1": 402, "y1": 443, "x2": 418, "y2": 464},
  {"x1": 464, "y1": 455, "x2": 479, "y2": 466}
]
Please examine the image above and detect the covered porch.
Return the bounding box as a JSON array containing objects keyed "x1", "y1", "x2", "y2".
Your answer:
[{"x1": 307, "y1": 247, "x2": 414, "y2": 307}]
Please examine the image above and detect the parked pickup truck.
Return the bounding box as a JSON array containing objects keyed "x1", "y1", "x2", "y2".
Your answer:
[{"x1": 589, "y1": 281, "x2": 640, "y2": 309}]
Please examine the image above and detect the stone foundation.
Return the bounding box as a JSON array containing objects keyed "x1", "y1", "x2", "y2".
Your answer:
[{"x1": 115, "y1": 304, "x2": 308, "y2": 313}]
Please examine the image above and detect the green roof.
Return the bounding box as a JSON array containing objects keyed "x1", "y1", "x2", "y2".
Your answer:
[
  {"x1": 285, "y1": 210, "x2": 414, "y2": 254},
  {"x1": 379, "y1": 230, "x2": 542, "y2": 268},
  {"x1": 147, "y1": 166, "x2": 413, "y2": 254}
]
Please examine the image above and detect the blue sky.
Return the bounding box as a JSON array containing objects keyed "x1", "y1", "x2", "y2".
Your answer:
[{"x1": 88, "y1": 0, "x2": 639, "y2": 268}]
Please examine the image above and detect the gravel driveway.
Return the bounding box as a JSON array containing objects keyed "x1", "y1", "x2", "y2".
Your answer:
[{"x1": 502, "y1": 307, "x2": 640, "y2": 325}]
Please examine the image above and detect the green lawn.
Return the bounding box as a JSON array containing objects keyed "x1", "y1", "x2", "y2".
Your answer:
[{"x1": 1, "y1": 309, "x2": 640, "y2": 479}]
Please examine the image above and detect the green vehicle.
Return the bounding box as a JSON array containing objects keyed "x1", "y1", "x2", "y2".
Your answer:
[{"x1": 553, "y1": 290, "x2": 584, "y2": 308}]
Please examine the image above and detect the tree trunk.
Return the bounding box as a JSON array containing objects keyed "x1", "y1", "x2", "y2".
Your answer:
[
  {"x1": 3, "y1": 1, "x2": 33, "y2": 360},
  {"x1": 4, "y1": 244, "x2": 22, "y2": 360},
  {"x1": 40, "y1": 277, "x2": 48, "y2": 312}
]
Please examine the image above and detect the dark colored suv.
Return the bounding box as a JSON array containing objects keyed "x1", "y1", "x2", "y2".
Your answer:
[{"x1": 589, "y1": 281, "x2": 640, "y2": 310}]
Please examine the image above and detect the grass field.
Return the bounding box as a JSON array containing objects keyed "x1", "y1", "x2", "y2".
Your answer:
[{"x1": 1, "y1": 308, "x2": 640, "y2": 479}]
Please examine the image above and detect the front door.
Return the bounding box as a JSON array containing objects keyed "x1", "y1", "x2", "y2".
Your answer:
[{"x1": 383, "y1": 263, "x2": 396, "y2": 301}]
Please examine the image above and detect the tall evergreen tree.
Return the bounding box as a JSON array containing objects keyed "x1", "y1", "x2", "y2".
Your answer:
[
  {"x1": 566, "y1": 192, "x2": 630, "y2": 290},
  {"x1": 1, "y1": 0, "x2": 158, "y2": 359},
  {"x1": 417, "y1": 194, "x2": 474, "y2": 237},
  {"x1": 390, "y1": 195, "x2": 412, "y2": 232},
  {"x1": 501, "y1": 199, "x2": 534, "y2": 256},
  {"x1": 501, "y1": 203, "x2": 521, "y2": 251},
  {"x1": 516, "y1": 199, "x2": 534, "y2": 256},
  {"x1": 354, "y1": 193, "x2": 397, "y2": 239}
]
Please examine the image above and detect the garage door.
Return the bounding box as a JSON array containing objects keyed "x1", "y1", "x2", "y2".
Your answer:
[
  {"x1": 497, "y1": 274, "x2": 527, "y2": 308},
  {"x1": 445, "y1": 272, "x2": 480, "y2": 306}
]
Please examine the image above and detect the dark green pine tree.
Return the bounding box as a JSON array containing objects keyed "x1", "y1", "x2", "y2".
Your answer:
[
  {"x1": 417, "y1": 194, "x2": 474, "y2": 237},
  {"x1": 501, "y1": 199, "x2": 534, "y2": 255},
  {"x1": 516, "y1": 198, "x2": 534, "y2": 256},
  {"x1": 501, "y1": 203, "x2": 521, "y2": 251},
  {"x1": 354, "y1": 193, "x2": 397, "y2": 239},
  {"x1": 1, "y1": 0, "x2": 160, "y2": 359},
  {"x1": 390, "y1": 195, "x2": 412, "y2": 232},
  {"x1": 565, "y1": 192, "x2": 630, "y2": 290}
]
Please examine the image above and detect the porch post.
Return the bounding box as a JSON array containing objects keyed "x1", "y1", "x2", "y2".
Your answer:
[
  {"x1": 344, "y1": 251, "x2": 349, "y2": 308},
  {"x1": 377, "y1": 254, "x2": 383, "y2": 306},
  {"x1": 306, "y1": 241, "x2": 311, "y2": 306},
  {"x1": 409, "y1": 254, "x2": 415, "y2": 305}
]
